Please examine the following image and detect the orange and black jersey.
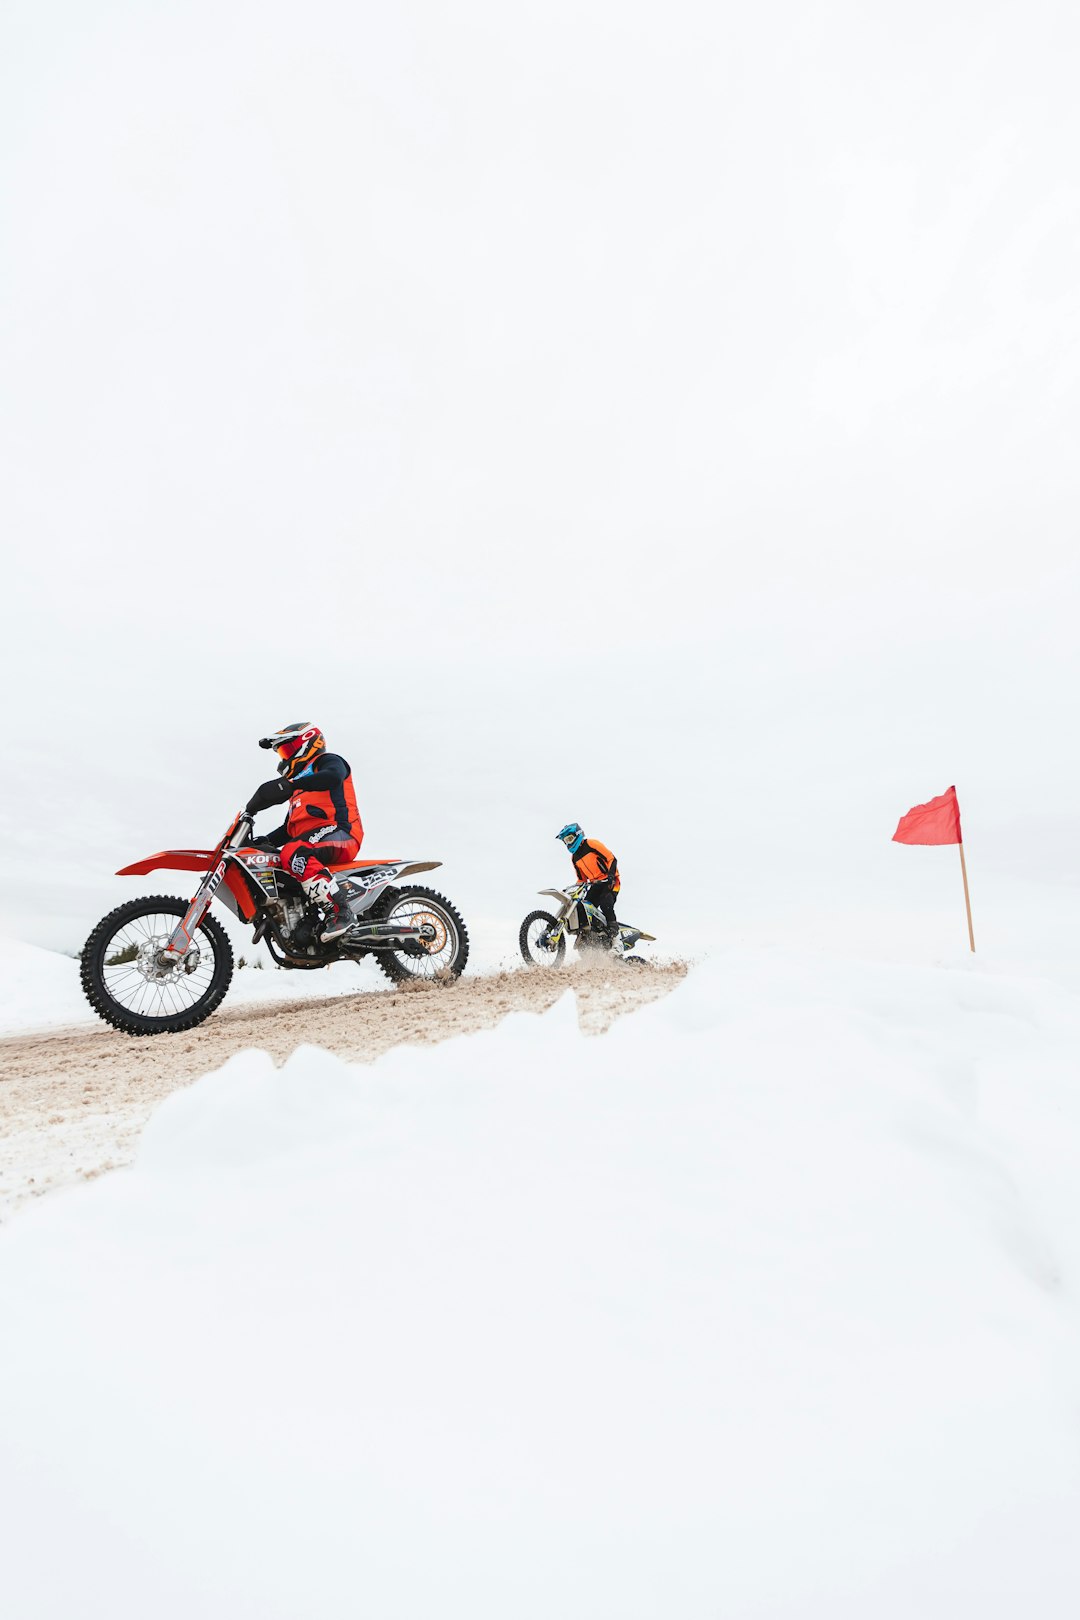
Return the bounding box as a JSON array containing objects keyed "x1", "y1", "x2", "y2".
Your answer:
[
  {"x1": 267, "y1": 753, "x2": 363, "y2": 845},
  {"x1": 572, "y1": 838, "x2": 620, "y2": 893}
]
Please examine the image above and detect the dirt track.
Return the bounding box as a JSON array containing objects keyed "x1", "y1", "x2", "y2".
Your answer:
[{"x1": 0, "y1": 962, "x2": 686, "y2": 1221}]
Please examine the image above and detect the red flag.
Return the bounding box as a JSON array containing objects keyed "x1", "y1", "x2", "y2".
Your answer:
[{"x1": 892, "y1": 786, "x2": 962, "y2": 845}]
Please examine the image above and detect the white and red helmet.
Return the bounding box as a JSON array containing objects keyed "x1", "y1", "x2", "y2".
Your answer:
[{"x1": 258, "y1": 722, "x2": 326, "y2": 779}]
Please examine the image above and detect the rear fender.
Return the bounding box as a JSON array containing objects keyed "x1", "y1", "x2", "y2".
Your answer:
[
  {"x1": 342, "y1": 860, "x2": 441, "y2": 882},
  {"x1": 395, "y1": 860, "x2": 442, "y2": 880}
]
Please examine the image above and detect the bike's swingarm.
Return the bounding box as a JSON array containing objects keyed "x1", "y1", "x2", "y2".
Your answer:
[{"x1": 260, "y1": 913, "x2": 437, "y2": 969}]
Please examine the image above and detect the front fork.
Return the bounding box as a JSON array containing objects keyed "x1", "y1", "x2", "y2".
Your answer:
[
  {"x1": 159, "y1": 812, "x2": 250, "y2": 964},
  {"x1": 160, "y1": 858, "x2": 228, "y2": 963}
]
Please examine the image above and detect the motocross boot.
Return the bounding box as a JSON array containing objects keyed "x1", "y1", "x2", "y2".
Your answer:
[
  {"x1": 305, "y1": 875, "x2": 356, "y2": 944},
  {"x1": 320, "y1": 892, "x2": 356, "y2": 944}
]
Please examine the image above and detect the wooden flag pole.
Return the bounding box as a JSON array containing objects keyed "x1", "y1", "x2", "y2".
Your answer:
[{"x1": 958, "y1": 841, "x2": 975, "y2": 953}]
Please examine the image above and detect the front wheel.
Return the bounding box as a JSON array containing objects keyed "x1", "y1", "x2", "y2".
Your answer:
[
  {"x1": 373, "y1": 887, "x2": 470, "y2": 983},
  {"x1": 520, "y1": 910, "x2": 566, "y2": 967},
  {"x1": 80, "y1": 895, "x2": 234, "y2": 1036}
]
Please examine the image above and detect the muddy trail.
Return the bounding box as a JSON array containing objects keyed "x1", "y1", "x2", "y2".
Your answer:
[{"x1": 0, "y1": 961, "x2": 687, "y2": 1220}]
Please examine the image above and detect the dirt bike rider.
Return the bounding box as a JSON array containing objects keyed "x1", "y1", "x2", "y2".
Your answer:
[
  {"x1": 557, "y1": 822, "x2": 621, "y2": 942},
  {"x1": 244, "y1": 723, "x2": 364, "y2": 943}
]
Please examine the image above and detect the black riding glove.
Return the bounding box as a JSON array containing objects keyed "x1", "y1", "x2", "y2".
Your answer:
[{"x1": 246, "y1": 777, "x2": 291, "y2": 816}]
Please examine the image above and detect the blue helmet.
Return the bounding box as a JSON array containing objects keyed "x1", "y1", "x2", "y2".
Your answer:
[{"x1": 557, "y1": 822, "x2": 585, "y2": 855}]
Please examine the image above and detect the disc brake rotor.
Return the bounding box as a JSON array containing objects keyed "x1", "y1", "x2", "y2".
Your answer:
[
  {"x1": 411, "y1": 910, "x2": 448, "y2": 954},
  {"x1": 136, "y1": 936, "x2": 200, "y2": 983}
]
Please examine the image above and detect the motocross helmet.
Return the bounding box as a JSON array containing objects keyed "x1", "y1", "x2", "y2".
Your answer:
[
  {"x1": 557, "y1": 822, "x2": 585, "y2": 855},
  {"x1": 258, "y1": 723, "x2": 326, "y2": 779}
]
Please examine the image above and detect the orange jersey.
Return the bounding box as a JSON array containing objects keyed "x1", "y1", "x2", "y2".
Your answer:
[{"x1": 573, "y1": 838, "x2": 620, "y2": 893}]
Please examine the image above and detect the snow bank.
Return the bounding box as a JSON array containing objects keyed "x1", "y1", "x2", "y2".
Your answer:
[
  {"x1": 2, "y1": 953, "x2": 1080, "y2": 1617},
  {"x1": 0, "y1": 937, "x2": 89, "y2": 1033}
]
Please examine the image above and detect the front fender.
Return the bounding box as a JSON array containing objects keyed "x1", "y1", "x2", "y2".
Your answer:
[{"x1": 116, "y1": 849, "x2": 217, "y2": 876}]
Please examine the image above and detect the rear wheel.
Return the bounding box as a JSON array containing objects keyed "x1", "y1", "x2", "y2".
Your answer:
[
  {"x1": 80, "y1": 895, "x2": 234, "y2": 1036},
  {"x1": 373, "y1": 887, "x2": 469, "y2": 983},
  {"x1": 520, "y1": 910, "x2": 566, "y2": 967}
]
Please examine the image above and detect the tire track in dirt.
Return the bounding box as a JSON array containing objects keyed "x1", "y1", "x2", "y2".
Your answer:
[{"x1": 0, "y1": 962, "x2": 687, "y2": 1220}]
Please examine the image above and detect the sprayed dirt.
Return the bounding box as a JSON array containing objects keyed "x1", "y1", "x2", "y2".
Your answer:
[{"x1": 0, "y1": 961, "x2": 687, "y2": 1221}]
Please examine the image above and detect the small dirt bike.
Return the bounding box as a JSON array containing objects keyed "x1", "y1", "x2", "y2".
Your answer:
[
  {"x1": 81, "y1": 810, "x2": 469, "y2": 1035},
  {"x1": 519, "y1": 881, "x2": 655, "y2": 968}
]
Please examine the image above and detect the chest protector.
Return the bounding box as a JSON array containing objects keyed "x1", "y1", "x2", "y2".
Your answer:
[{"x1": 286, "y1": 759, "x2": 363, "y2": 842}]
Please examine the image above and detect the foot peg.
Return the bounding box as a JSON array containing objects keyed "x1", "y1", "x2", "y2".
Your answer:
[{"x1": 320, "y1": 906, "x2": 358, "y2": 944}]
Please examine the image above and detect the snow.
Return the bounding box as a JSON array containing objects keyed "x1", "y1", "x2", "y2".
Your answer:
[
  {"x1": 2, "y1": 1, "x2": 1080, "y2": 1609},
  {"x1": 0, "y1": 919, "x2": 519, "y2": 1037},
  {"x1": 0, "y1": 936, "x2": 372, "y2": 1034},
  {"x1": 0, "y1": 938, "x2": 88, "y2": 1035},
  {"x1": 2, "y1": 952, "x2": 1080, "y2": 1617}
]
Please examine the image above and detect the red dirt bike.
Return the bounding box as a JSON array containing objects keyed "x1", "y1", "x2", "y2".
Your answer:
[{"x1": 80, "y1": 810, "x2": 469, "y2": 1036}]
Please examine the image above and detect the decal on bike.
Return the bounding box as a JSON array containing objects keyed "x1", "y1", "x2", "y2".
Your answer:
[{"x1": 349, "y1": 865, "x2": 405, "y2": 892}]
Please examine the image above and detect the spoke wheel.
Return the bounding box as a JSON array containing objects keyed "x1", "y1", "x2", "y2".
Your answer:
[
  {"x1": 81, "y1": 895, "x2": 234, "y2": 1036},
  {"x1": 519, "y1": 910, "x2": 566, "y2": 967},
  {"x1": 373, "y1": 886, "x2": 469, "y2": 983}
]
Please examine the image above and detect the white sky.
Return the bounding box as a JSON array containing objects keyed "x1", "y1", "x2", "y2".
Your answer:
[{"x1": 2, "y1": 2, "x2": 1078, "y2": 952}]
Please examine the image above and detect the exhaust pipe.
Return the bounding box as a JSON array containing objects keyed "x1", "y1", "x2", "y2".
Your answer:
[{"x1": 345, "y1": 921, "x2": 435, "y2": 949}]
